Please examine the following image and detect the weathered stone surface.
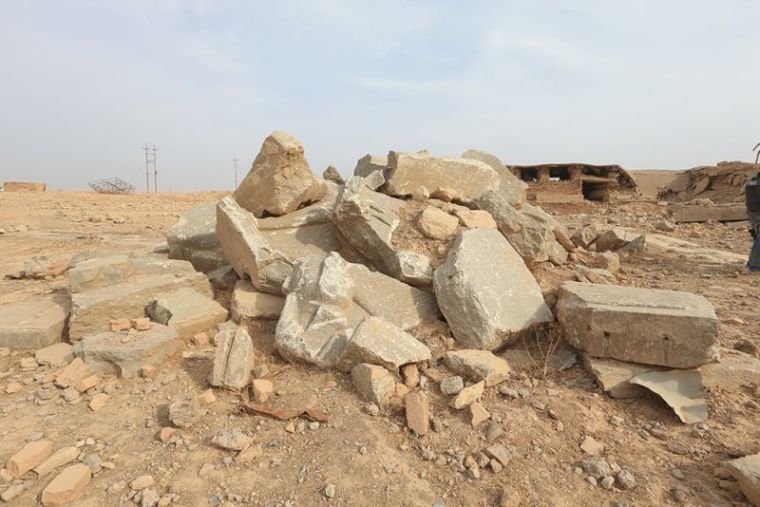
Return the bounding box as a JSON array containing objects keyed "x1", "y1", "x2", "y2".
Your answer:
[
  {"x1": 72, "y1": 324, "x2": 181, "y2": 377},
  {"x1": 336, "y1": 316, "x2": 430, "y2": 372},
  {"x1": 209, "y1": 327, "x2": 254, "y2": 390},
  {"x1": 450, "y1": 381, "x2": 484, "y2": 409},
  {"x1": 41, "y1": 463, "x2": 91, "y2": 506},
  {"x1": 571, "y1": 224, "x2": 603, "y2": 249},
  {"x1": 629, "y1": 369, "x2": 707, "y2": 424},
  {"x1": 275, "y1": 253, "x2": 438, "y2": 369},
  {"x1": 557, "y1": 282, "x2": 718, "y2": 368},
  {"x1": 233, "y1": 131, "x2": 326, "y2": 217},
  {"x1": 434, "y1": 229, "x2": 553, "y2": 350},
  {"x1": 68, "y1": 256, "x2": 211, "y2": 340},
  {"x1": 385, "y1": 152, "x2": 499, "y2": 204},
  {"x1": 444, "y1": 350, "x2": 510, "y2": 387},
  {"x1": 6, "y1": 440, "x2": 54, "y2": 478},
  {"x1": 573, "y1": 266, "x2": 616, "y2": 284},
  {"x1": 53, "y1": 358, "x2": 91, "y2": 388},
  {"x1": 581, "y1": 354, "x2": 652, "y2": 399},
  {"x1": 147, "y1": 288, "x2": 228, "y2": 339},
  {"x1": 404, "y1": 392, "x2": 430, "y2": 435},
  {"x1": 455, "y1": 209, "x2": 498, "y2": 229},
  {"x1": 332, "y1": 176, "x2": 432, "y2": 285},
  {"x1": 231, "y1": 280, "x2": 285, "y2": 321},
  {"x1": 212, "y1": 429, "x2": 253, "y2": 451},
  {"x1": 167, "y1": 202, "x2": 224, "y2": 272},
  {"x1": 595, "y1": 227, "x2": 635, "y2": 252},
  {"x1": 440, "y1": 376, "x2": 464, "y2": 395},
  {"x1": 417, "y1": 206, "x2": 458, "y2": 240},
  {"x1": 461, "y1": 149, "x2": 527, "y2": 206},
  {"x1": 351, "y1": 363, "x2": 396, "y2": 406},
  {"x1": 0, "y1": 297, "x2": 69, "y2": 350},
  {"x1": 700, "y1": 348, "x2": 760, "y2": 392},
  {"x1": 322, "y1": 165, "x2": 344, "y2": 185},
  {"x1": 34, "y1": 446, "x2": 79, "y2": 478},
  {"x1": 354, "y1": 154, "x2": 388, "y2": 178},
  {"x1": 475, "y1": 191, "x2": 568, "y2": 265},
  {"x1": 217, "y1": 191, "x2": 356, "y2": 295},
  {"x1": 726, "y1": 453, "x2": 760, "y2": 506},
  {"x1": 670, "y1": 203, "x2": 747, "y2": 223}
]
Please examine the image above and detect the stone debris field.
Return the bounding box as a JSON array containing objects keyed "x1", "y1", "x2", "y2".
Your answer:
[{"x1": 0, "y1": 131, "x2": 759, "y2": 506}]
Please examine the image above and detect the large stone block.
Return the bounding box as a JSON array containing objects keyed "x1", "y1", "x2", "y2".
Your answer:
[
  {"x1": 210, "y1": 327, "x2": 254, "y2": 390},
  {"x1": 336, "y1": 316, "x2": 431, "y2": 372},
  {"x1": 433, "y1": 229, "x2": 553, "y2": 350},
  {"x1": 461, "y1": 149, "x2": 527, "y2": 206},
  {"x1": 233, "y1": 131, "x2": 326, "y2": 217},
  {"x1": 68, "y1": 257, "x2": 212, "y2": 341},
  {"x1": 332, "y1": 177, "x2": 432, "y2": 285},
  {"x1": 557, "y1": 282, "x2": 718, "y2": 368},
  {"x1": 354, "y1": 154, "x2": 388, "y2": 178},
  {"x1": 72, "y1": 324, "x2": 182, "y2": 377},
  {"x1": 275, "y1": 253, "x2": 438, "y2": 369},
  {"x1": 0, "y1": 296, "x2": 70, "y2": 350},
  {"x1": 166, "y1": 203, "x2": 224, "y2": 272},
  {"x1": 670, "y1": 203, "x2": 748, "y2": 223},
  {"x1": 385, "y1": 152, "x2": 499, "y2": 203},
  {"x1": 147, "y1": 288, "x2": 228, "y2": 339},
  {"x1": 231, "y1": 280, "x2": 285, "y2": 321},
  {"x1": 217, "y1": 191, "x2": 359, "y2": 295}
]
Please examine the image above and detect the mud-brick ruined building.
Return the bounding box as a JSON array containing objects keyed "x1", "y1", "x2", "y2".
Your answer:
[{"x1": 510, "y1": 163, "x2": 639, "y2": 203}]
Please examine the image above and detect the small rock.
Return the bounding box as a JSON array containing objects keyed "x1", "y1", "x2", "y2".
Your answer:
[
  {"x1": 212, "y1": 430, "x2": 253, "y2": 451},
  {"x1": 440, "y1": 376, "x2": 464, "y2": 395},
  {"x1": 130, "y1": 475, "x2": 154, "y2": 491},
  {"x1": 252, "y1": 378, "x2": 274, "y2": 402},
  {"x1": 469, "y1": 402, "x2": 491, "y2": 427},
  {"x1": 449, "y1": 381, "x2": 484, "y2": 410},
  {"x1": 616, "y1": 469, "x2": 636, "y2": 490},
  {"x1": 40, "y1": 463, "x2": 91, "y2": 506},
  {"x1": 601, "y1": 476, "x2": 615, "y2": 489},
  {"x1": 323, "y1": 483, "x2": 336, "y2": 498}
]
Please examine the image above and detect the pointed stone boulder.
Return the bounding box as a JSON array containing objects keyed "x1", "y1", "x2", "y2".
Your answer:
[
  {"x1": 233, "y1": 131, "x2": 326, "y2": 217},
  {"x1": 433, "y1": 229, "x2": 553, "y2": 350},
  {"x1": 461, "y1": 149, "x2": 527, "y2": 206}
]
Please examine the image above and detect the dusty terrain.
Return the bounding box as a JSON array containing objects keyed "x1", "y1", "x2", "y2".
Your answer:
[{"x1": 1, "y1": 191, "x2": 759, "y2": 507}]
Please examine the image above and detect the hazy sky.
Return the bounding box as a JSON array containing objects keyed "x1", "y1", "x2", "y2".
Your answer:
[{"x1": 2, "y1": 1, "x2": 760, "y2": 191}]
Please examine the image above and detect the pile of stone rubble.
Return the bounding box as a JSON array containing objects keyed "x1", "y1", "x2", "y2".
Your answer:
[{"x1": 2, "y1": 131, "x2": 760, "y2": 504}]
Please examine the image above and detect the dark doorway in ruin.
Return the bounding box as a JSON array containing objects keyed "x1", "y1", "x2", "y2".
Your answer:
[
  {"x1": 520, "y1": 168, "x2": 538, "y2": 182},
  {"x1": 549, "y1": 167, "x2": 571, "y2": 181},
  {"x1": 582, "y1": 181, "x2": 609, "y2": 201}
]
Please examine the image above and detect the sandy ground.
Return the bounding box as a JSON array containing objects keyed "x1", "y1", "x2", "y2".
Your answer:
[{"x1": 0, "y1": 191, "x2": 759, "y2": 507}]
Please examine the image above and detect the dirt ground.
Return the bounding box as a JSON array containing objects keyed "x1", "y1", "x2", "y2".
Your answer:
[{"x1": 1, "y1": 191, "x2": 759, "y2": 507}]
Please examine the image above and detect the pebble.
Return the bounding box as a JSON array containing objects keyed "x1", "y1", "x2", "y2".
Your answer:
[
  {"x1": 363, "y1": 403, "x2": 379, "y2": 416},
  {"x1": 586, "y1": 476, "x2": 597, "y2": 487},
  {"x1": 601, "y1": 476, "x2": 615, "y2": 489},
  {"x1": 323, "y1": 483, "x2": 336, "y2": 498},
  {"x1": 440, "y1": 376, "x2": 464, "y2": 396}
]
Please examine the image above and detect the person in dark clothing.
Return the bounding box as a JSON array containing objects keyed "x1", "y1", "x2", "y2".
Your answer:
[{"x1": 747, "y1": 171, "x2": 760, "y2": 271}]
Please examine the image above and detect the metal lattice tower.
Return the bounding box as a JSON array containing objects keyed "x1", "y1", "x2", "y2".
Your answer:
[{"x1": 88, "y1": 177, "x2": 136, "y2": 194}]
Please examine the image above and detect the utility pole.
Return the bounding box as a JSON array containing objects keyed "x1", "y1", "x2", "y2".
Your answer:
[
  {"x1": 233, "y1": 155, "x2": 239, "y2": 188},
  {"x1": 754, "y1": 142, "x2": 760, "y2": 165},
  {"x1": 152, "y1": 145, "x2": 159, "y2": 193},
  {"x1": 143, "y1": 144, "x2": 151, "y2": 193}
]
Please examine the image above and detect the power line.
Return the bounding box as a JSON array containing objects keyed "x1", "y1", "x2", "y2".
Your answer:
[
  {"x1": 142, "y1": 143, "x2": 159, "y2": 193},
  {"x1": 152, "y1": 145, "x2": 159, "y2": 194}
]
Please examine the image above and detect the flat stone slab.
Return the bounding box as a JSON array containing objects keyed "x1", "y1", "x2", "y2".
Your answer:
[
  {"x1": 444, "y1": 350, "x2": 510, "y2": 387},
  {"x1": 336, "y1": 316, "x2": 431, "y2": 372},
  {"x1": 167, "y1": 202, "x2": 224, "y2": 272},
  {"x1": 72, "y1": 324, "x2": 182, "y2": 377},
  {"x1": 557, "y1": 282, "x2": 718, "y2": 368},
  {"x1": 629, "y1": 369, "x2": 707, "y2": 424},
  {"x1": 726, "y1": 453, "x2": 760, "y2": 506},
  {"x1": 147, "y1": 288, "x2": 228, "y2": 339},
  {"x1": 581, "y1": 354, "x2": 653, "y2": 399},
  {"x1": 0, "y1": 296, "x2": 70, "y2": 350},
  {"x1": 231, "y1": 280, "x2": 285, "y2": 321},
  {"x1": 35, "y1": 343, "x2": 73, "y2": 366},
  {"x1": 433, "y1": 228, "x2": 553, "y2": 350},
  {"x1": 210, "y1": 327, "x2": 254, "y2": 390},
  {"x1": 670, "y1": 203, "x2": 748, "y2": 223}
]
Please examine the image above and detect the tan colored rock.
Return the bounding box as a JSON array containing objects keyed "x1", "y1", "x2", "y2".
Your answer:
[
  {"x1": 449, "y1": 381, "x2": 485, "y2": 409},
  {"x1": 72, "y1": 324, "x2": 181, "y2": 378},
  {"x1": 191, "y1": 332, "x2": 209, "y2": 347},
  {"x1": 354, "y1": 154, "x2": 388, "y2": 178},
  {"x1": 571, "y1": 224, "x2": 603, "y2": 249},
  {"x1": 433, "y1": 229, "x2": 553, "y2": 350},
  {"x1": 68, "y1": 255, "x2": 211, "y2": 340},
  {"x1": 444, "y1": 350, "x2": 510, "y2": 386},
  {"x1": 332, "y1": 177, "x2": 432, "y2": 285},
  {"x1": 485, "y1": 444, "x2": 513, "y2": 466},
  {"x1": 231, "y1": 280, "x2": 285, "y2": 321},
  {"x1": 275, "y1": 253, "x2": 438, "y2": 369},
  {"x1": 209, "y1": 327, "x2": 254, "y2": 390},
  {"x1": 461, "y1": 149, "x2": 527, "y2": 206},
  {"x1": 147, "y1": 288, "x2": 228, "y2": 340},
  {"x1": 595, "y1": 227, "x2": 635, "y2": 251},
  {"x1": 351, "y1": 363, "x2": 396, "y2": 407},
  {"x1": 417, "y1": 206, "x2": 458, "y2": 240},
  {"x1": 726, "y1": 453, "x2": 760, "y2": 505},
  {"x1": 0, "y1": 296, "x2": 70, "y2": 350},
  {"x1": 581, "y1": 354, "x2": 652, "y2": 399},
  {"x1": 109, "y1": 318, "x2": 130, "y2": 332},
  {"x1": 557, "y1": 282, "x2": 718, "y2": 368},
  {"x1": 233, "y1": 131, "x2": 326, "y2": 217},
  {"x1": 74, "y1": 375, "x2": 98, "y2": 393},
  {"x1": 198, "y1": 388, "x2": 216, "y2": 405},
  {"x1": 89, "y1": 393, "x2": 110, "y2": 411},
  {"x1": 336, "y1": 316, "x2": 431, "y2": 372},
  {"x1": 6, "y1": 440, "x2": 54, "y2": 478},
  {"x1": 455, "y1": 209, "x2": 498, "y2": 229},
  {"x1": 35, "y1": 343, "x2": 73, "y2": 367},
  {"x1": 34, "y1": 446, "x2": 79, "y2": 477},
  {"x1": 130, "y1": 474, "x2": 154, "y2": 491},
  {"x1": 41, "y1": 463, "x2": 91, "y2": 506},
  {"x1": 131, "y1": 317, "x2": 152, "y2": 331},
  {"x1": 404, "y1": 392, "x2": 430, "y2": 435},
  {"x1": 54, "y1": 358, "x2": 91, "y2": 388},
  {"x1": 573, "y1": 266, "x2": 616, "y2": 284},
  {"x1": 252, "y1": 378, "x2": 274, "y2": 402},
  {"x1": 386, "y1": 152, "x2": 499, "y2": 204},
  {"x1": 469, "y1": 401, "x2": 491, "y2": 426},
  {"x1": 401, "y1": 364, "x2": 420, "y2": 388}
]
